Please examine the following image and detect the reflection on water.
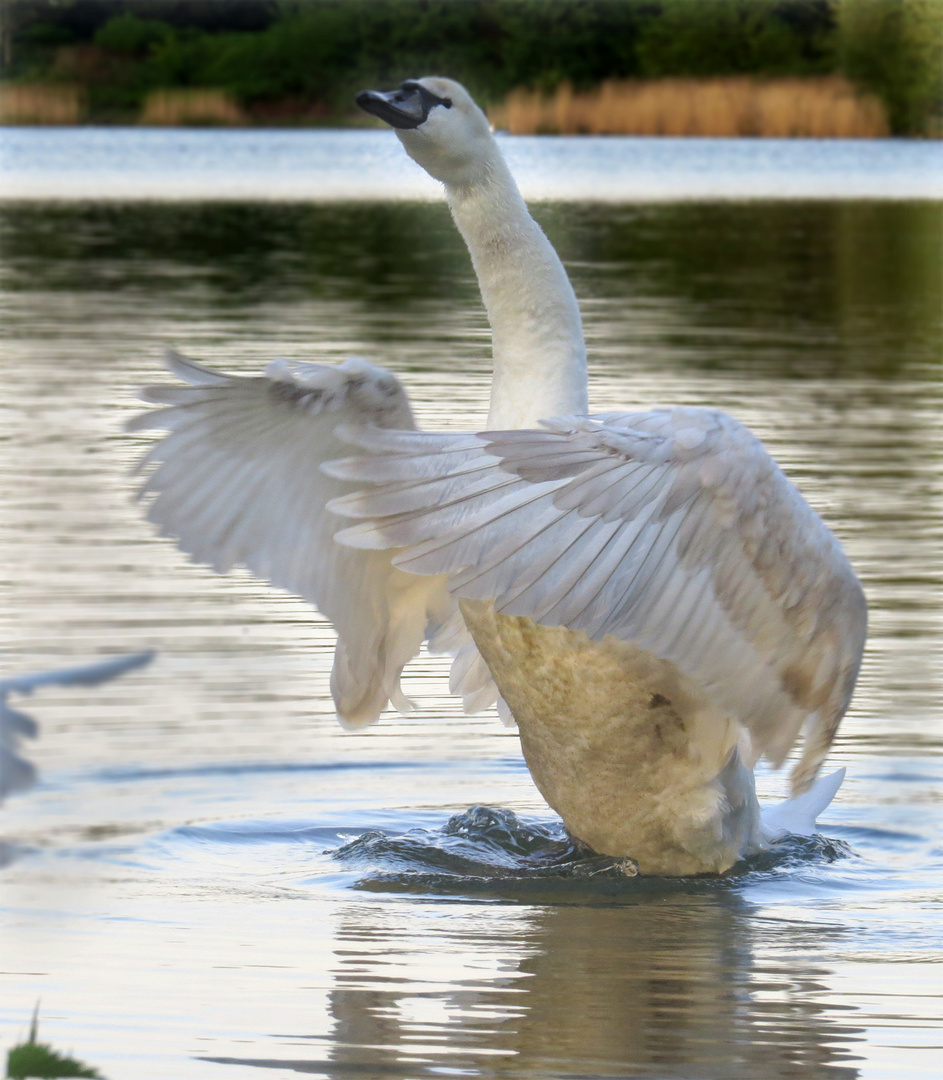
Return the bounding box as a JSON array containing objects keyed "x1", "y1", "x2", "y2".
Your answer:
[
  {"x1": 203, "y1": 893, "x2": 862, "y2": 1080},
  {"x1": 2, "y1": 199, "x2": 940, "y2": 379},
  {"x1": 0, "y1": 190, "x2": 941, "y2": 1079},
  {"x1": 330, "y1": 897, "x2": 862, "y2": 1080}
]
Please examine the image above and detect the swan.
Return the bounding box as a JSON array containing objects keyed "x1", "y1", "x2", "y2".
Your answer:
[{"x1": 129, "y1": 78, "x2": 866, "y2": 875}]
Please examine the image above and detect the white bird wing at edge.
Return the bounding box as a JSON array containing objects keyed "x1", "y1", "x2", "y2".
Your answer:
[
  {"x1": 1, "y1": 650, "x2": 155, "y2": 800},
  {"x1": 0, "y1": 650, "x2": 155, "y2": 696},
  {"x1": 128, "y1": 350, "x2": 499, "y2": 726},
  {"x1": 328, "y1": 408, "x2": 867, "y2": 792}
]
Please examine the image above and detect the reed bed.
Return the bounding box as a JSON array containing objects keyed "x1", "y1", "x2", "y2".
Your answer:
[
  {"x1": 490, "y1": 76, "x2": 890, "y2": 137},
  {"x1": 140, "y1": 89, "x2": 245, "y2": 127},
  {"x1": 0, "y1": 84, "x2": 85, "y2": 125}
]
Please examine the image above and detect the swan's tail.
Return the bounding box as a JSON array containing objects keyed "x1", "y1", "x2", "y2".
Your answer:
[{"x1": 760, "y1": 767, "x2": 845, "y2": 840}]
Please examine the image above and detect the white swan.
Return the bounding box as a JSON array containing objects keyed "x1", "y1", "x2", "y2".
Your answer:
[{"x1": 130, "y1": 78, "x2": 866, "y2": 875}]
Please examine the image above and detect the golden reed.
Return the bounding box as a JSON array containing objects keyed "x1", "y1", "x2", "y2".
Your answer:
[
  {"x1": 0, "y1": 84, "x2": 85, "y2": 124},
  {"x1": 489, "y1": 76, "x2": 889, "y2": 137},
  {"x1": 140, "y1": 89, "x2": 245, "y2": 126}
]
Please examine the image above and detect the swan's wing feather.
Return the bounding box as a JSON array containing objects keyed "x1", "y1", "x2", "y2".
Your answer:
[
  {"x1": 130, "y1": 350, "x2": 484, "y2": 727},
  {"x1": 0, "y1": 651, "x2": 155, "y2": 695},
  {"x1": 333, "y1": 408, "x2": 867, "y2": 789}
]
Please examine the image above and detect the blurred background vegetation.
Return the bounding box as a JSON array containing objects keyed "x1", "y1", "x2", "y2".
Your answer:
[{"x1": 0, "y1": 0, "x2": 940, "y2": 134}]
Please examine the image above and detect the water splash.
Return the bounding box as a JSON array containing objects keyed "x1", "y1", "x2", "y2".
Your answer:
[
  {"x1": 332, "y1": 805, "x2": 637, "y2": 879},
  {"x1": 329, "y1": 805, "x2": 853, "y2": 898}
]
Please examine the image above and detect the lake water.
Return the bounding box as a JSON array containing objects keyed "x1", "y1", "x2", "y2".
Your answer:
[
  {"x1": 1, "y1": 127, "x2": 941, "y2": 201},
  {"x1": 0, "y1": 130, "x2": 941, "y2": 1079}
]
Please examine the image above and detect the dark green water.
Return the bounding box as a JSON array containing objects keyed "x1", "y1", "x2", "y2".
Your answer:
[{"x1": 3, "y1": 199, "x2": 940, "y2": 376}]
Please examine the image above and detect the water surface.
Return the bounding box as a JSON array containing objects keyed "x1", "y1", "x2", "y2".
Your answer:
[
  {"x1": 1, "y1": 127, "x2": 940, "y2": 201},
  {"x1": 0, "y1": 135, "x2": 941, "y2": 1079}
]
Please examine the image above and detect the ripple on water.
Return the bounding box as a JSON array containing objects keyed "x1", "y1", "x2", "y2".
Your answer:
[{"x1": 324, "y1": 805, "x2": 856, "y2": 900}]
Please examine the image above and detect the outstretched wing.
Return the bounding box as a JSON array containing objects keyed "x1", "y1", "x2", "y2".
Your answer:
[
  {"x1": 329, "y1": 407, "x2": 867, "y2": 789},
  {"x1": 129, "y1": 350, "x2": 496, "y2": 726}
]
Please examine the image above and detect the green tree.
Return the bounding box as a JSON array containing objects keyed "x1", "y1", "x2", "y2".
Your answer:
[
  {"x1": 839, "y1": 0, "x2": 943, "y2": 133},
  {"x1": 93, "y1": 12, "x2": 173, "y2": 54},
  {"x1": 636, "y1": 0, "x2": 836, "y2": 77},
  {"x1": 498, "y1": 0, "x2": 645, "y2": 94}
]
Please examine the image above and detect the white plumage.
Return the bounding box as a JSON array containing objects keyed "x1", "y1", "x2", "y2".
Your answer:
[{"x1": 130, "y1": 78, "x2": 866, "y2": 874}]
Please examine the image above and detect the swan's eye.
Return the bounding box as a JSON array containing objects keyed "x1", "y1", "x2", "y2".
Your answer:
[{"x1": 401, "y1": 81, "x2": 451, "y2": 109}]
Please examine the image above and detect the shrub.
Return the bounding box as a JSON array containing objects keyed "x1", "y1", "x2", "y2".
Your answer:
[{"x1": 94, "y1": 13, "x2": 173, "y2": 57}]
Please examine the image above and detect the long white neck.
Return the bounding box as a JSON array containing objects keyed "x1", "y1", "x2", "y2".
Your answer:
[{"x1": 443, "y1": 151, "x2": 588, "y2": 429}]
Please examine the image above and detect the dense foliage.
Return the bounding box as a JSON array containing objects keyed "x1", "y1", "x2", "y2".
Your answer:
[{"x1": 2, "y1": 0, "x2": 940, "y2": 133}]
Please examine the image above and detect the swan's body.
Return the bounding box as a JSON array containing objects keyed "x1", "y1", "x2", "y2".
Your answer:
[{"x1": 131, "y1": 78, "x2": 866, "y2": 874}]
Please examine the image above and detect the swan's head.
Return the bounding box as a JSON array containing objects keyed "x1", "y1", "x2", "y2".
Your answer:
[{"x1": 356, "y1": 77, "x2": 495, "y2": 187}]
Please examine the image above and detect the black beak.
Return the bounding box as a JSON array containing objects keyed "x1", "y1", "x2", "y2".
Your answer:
[{"x1": 356, "y1": 81, "x2": 452, "y2": 130}]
